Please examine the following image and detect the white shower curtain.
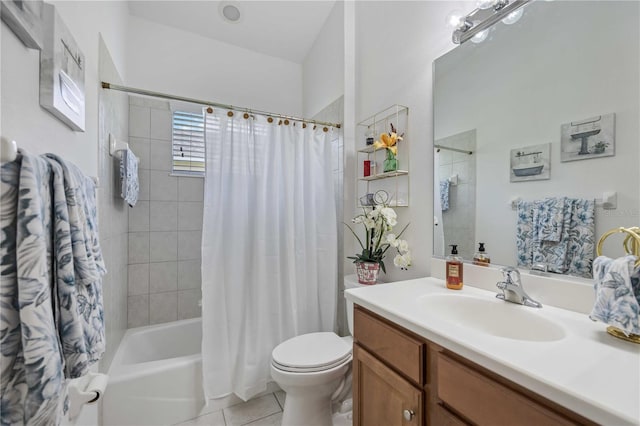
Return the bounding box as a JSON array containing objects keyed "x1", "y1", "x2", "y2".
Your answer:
[{"x1": 201, "y1": 111, "x2": 338, "y2": 401}]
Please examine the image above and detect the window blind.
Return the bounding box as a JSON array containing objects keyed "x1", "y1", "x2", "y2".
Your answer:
[{"x1": 172, "y1": 111, "x2": 206, "y2": 176}]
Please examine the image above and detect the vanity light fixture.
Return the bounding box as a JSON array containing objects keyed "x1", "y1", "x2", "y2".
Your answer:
[
  {"x1": 501, "y1": 8, "x2": 524, "y2": 25},
  {"x1": 452, "y1": 0, "x2": 530, "y2": 44}
]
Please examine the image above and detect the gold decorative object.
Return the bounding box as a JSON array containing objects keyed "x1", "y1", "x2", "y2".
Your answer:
[
  {"x1": 597, "y1": 227, "x2": 640, "y2": 267},
  {"x1": 606, "y1": 326, "x2": 640, "y2": 344},
  {"x1": 596, "y1": 226, "x2": 640, "y2": 344}
]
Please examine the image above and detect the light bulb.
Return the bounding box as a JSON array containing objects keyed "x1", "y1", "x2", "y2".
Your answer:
[
  {"x1": 471, "y1": 28, "x2": 489, "y2": 43},
  {"x1": 476, "y1": 0, "x2": 496, "y2": 10},
  {"x1": 445, "y1": 9, "x2": 464, "y2": 28},
  {"x1": 501, "y1": 8, "x2": 523, "y2": 25}
]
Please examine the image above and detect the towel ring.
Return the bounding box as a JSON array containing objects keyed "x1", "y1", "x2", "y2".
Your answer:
[{"x1": 596, "y1": 227, "x2": 640, "y2": 267}]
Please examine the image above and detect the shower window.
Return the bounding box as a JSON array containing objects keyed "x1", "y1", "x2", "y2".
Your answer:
[{"x1": 172, "y1": 110, "x2": 206, "y2": 176}]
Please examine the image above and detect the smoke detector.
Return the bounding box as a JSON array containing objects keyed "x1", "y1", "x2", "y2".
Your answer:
[{"x1": 219, "y1": 2, "x2": 242, "y2": 23}]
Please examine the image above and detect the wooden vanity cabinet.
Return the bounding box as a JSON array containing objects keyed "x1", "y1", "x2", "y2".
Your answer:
[{"x1": 353, "y1": 305, "x2": 596, "y2": 426}]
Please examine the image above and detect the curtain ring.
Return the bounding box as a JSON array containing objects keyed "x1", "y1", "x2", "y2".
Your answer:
[
  {"x1": 267, "y1": 117, "x2": 274, "y2": 123},
  {"x1": 243, "y1": 113, "x2": 249, "y2": 119},
  {"x1": 206, "y1": 107, "x2": 214, "y2": 114},
  {"x1": 302, "y1": 123, "x2": 307, "y2": 129},
  {"x1": 323, "y1": 127, "x2": 328, "y2": 132},
  {"x1": 227, "y1": 111, "x2": 234, "y2": 117},
  {"x1": 278, "y1": 119, "x2": 283, "y2": 125},
  {"x1": 313, "y1": 125, "x2": 317, "y2": 130},
  {"x1": 284, "y1": 119, "x2": 290, "y2": 125}
]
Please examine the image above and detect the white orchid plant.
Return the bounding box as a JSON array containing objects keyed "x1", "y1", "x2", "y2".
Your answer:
[{"x1": 345, "y1": 193, "x2": 411, "y2": 273}]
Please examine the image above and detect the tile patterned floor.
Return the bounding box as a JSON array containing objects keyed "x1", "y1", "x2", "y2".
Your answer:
[{"x1": 176, "y1": 392, "x2": 286, "y2": 426}]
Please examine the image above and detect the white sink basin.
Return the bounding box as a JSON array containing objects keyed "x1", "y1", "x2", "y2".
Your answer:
[{"x1": 419, "y1": 294, "x2": 566, "y2": 342}]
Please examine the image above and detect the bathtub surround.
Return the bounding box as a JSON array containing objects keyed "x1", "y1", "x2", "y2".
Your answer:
[
  {"x1": 436, "y1": 130, "x2": 477, "y2": 261},
  {"x1": 97, "y1": 36, "x2": 130, "y2": 374},
  {"x1": 202, "y1": 110, "x2": 337, "y2": 401},
  {"x1": 313, "y1": 96, "x2": 346, "y2": 335},
  {"x1": 127, "y1": 96, "x2": 203, "y2": 327}
]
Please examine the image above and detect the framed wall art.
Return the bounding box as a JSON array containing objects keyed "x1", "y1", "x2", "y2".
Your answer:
[
  {"x1": 510, "y1": 143, "x2": 551, "y2": 183},
  {"x1": 1, "y1": 0, "x2": 44, "y2": 49},
  {"x1": 560, "y1": 113, "x2": 615, "y2": 162},
  {"x1": 39, "y1": 3, "x2": 85, "y2": 132}
]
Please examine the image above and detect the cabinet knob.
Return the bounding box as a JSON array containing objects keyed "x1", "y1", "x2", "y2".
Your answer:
[{"x1": 403, "y1": 409, "x2": 415, "y2": 421}]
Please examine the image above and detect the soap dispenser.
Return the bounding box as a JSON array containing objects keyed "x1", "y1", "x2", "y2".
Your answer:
[
  {"x1": 446, "y1": 244, "x2": 464, "y2": 290},
  {"x1": 473, "y1": 242, "x2": 491, "y2": 266}
]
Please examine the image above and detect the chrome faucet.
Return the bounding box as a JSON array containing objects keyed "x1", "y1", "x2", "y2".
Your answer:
[{"x1": 496, "y1": 267, "x2": 542, "y2": 308}]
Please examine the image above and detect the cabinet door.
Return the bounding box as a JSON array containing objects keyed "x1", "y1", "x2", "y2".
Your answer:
[{"x1": 353, "y1": 344, "x2": 423, "y2": 426}]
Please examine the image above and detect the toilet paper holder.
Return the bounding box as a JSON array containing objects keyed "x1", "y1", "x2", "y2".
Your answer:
[{"x1": 68, "y1": 372, "x2": 109, "y2": 420}]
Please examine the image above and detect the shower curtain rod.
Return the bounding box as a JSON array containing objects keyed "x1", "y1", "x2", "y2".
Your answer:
[
  {"x1": 101, "y1": 82, "x2": 342, "y2": 129},
  {"x1": 434, "y1": 144, "x2": 473, "y2": 155}
]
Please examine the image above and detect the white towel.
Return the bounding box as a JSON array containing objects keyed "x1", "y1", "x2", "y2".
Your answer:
[{"x1": 120, "y1": 148, "x2": 139, "y2": 207}]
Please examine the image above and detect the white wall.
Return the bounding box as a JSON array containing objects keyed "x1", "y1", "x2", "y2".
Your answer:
[
  {"x1": 302, "y1": 2, "x2": 344, "y2": 117},
  {"x1": 353, "y1": 1, "x2": 466, "y2": 281},
  {"x1": 1, "y1": 1, "x2": 128, "y2": 176},
  {"x1": 125, "y1": 15, "x2": 303, "y2": 116},
  {"x1": 2, "y1": 3, "x2": 130, "y2": 424}
]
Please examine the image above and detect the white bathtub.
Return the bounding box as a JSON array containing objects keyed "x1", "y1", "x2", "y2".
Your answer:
[
  {"x1": 103, "y1": 318, "x2": 205, "y2": 426},
  {"x1": 103, "y1": 317, "x2": 282, "y2": 425}
]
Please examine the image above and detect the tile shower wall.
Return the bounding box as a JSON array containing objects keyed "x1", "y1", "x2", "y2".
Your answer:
[
  {"x1": 313, "y1": 97, "x2": 345, "y2": 335},
  {"x1": 437, "y1": 130, "x2": 477, "y2": 261},
  {"x1": 97, "y1": 38, "x2": 129, "y2": 371},
  {"x1": 127, "y1": 96, "x2": 203, "y2": 327}
]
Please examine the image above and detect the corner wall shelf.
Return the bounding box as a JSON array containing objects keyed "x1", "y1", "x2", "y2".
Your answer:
[
  {"x1": 356, "y1": 104, "x2": 409, "y2": 208},
  {"x1": 358, "y1": 170, "x2": 409, "y2": 182}
]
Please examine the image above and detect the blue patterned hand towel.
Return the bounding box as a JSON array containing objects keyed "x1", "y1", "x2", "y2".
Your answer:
[
  {"x1": 590, "y1": 255, "x2": 640, "y2": 336},
  {"x1": 440, "y1": 179, "x2": 450, "y2": 212},
  {"x1": 534, "y1": 197, "x2": 564, "y2": 242},
  {"x1": 120, "y1": 148, "x2": 139, "y2": 207}
]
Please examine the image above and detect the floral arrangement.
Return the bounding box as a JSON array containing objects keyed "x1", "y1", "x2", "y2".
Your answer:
[
  {"x1": 373, "y1": 123, "x2": 404, "y2": 172},
  {"x1": 345, "y1": 192, "x2": 411, "y2": 272}
]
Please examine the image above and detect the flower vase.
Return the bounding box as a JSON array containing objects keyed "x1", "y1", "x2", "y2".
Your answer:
[
  {"x1": 356, "y1": 261, "x2": 380, "y2": 285},
  {"x1": 383, "y1": 150, "x2": 398, "y2": 172}
]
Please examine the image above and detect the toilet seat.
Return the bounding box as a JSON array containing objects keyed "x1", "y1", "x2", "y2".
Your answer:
[{"x1": 272, "y1": 332, "x2": 352, "y2": 373}]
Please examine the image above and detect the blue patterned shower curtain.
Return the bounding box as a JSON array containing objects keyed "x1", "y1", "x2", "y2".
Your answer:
[{"x1": 0, "y1": 151, "x2": 106, "y2": 425}]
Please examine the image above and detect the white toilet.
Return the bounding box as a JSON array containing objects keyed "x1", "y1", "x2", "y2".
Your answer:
[{"x1": 270, "y1": 275, "x2": 366, "y2": 426}]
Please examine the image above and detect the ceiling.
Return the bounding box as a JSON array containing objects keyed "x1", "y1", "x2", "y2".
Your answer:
[{"x1": 128, "y1": 1, "x2": 336, "y2": 64}]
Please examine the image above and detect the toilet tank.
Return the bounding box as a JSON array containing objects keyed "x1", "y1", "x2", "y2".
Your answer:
[{"x1": 344, "y1": 274, "x2": 368, "y2": 335}]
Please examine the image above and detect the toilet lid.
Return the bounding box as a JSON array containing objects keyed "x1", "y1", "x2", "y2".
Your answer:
[{"x1": 272, "y1": 332, "x2": 352, "y2": 373}]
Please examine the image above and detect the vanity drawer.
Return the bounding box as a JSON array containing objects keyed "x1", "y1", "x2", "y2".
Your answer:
[
  {"x1": 436, "y1": 353, "x2": 575, "y2": 426},
  {"x1": 354, "y1": 306, "x2": 425, "y2": 385}
]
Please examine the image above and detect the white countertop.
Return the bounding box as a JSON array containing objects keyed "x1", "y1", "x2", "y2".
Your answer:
[{"x1": 345, "y1": 277, "x2": 640, "y2": 425}]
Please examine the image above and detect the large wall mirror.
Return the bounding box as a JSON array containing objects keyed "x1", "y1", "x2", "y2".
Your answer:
[{"x1": 433, "y1": 1, "x2": 639, "y2": 278}]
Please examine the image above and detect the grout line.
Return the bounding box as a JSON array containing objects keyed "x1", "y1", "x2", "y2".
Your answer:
[{"x1": 274, "y1": 392, "x2": 283, "y2": 411}]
